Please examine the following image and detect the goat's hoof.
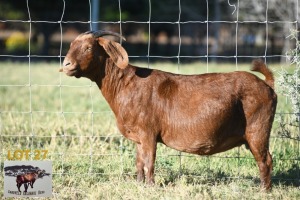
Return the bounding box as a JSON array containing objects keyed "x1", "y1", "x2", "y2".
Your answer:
[
  {"x1": 146, "y1": 180, "x2": 155, "y2": 186},
  {"x1": 260, "y1": 185, "x2": 272, "y2": 192},
  {"x1": 137, "y1": 176, "x2": 145, "y2": 183}
]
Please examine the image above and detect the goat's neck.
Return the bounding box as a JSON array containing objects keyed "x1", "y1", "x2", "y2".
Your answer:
[{"x1": 95, "y1": 59, "x2": 132, "y2": 115}]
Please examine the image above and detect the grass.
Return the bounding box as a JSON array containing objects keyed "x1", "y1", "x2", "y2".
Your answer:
[{"x1": 0, "y1": 61, "x2": 299, "y2": 199}]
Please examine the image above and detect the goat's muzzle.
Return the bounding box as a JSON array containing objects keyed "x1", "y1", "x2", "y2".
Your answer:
[{"x1": 61, "y1": 59, "x2": 81, "y2": 77}]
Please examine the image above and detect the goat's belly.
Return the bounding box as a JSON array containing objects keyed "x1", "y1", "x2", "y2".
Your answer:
[
  {"x1": 162, "y1": 139, "x2": 214, "y2": 155},
  {"x1": 161, "y1": 129, "x2": 245, "y2": 155},
  {"x1": 160, "y1": 106, "x2": 246, "y2": 155}
]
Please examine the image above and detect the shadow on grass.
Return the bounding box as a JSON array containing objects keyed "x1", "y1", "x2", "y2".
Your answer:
[
  {"x1": 158, "y1": 164, "x2": 300, "y2": 188},
  {"x1": 272, "y1": 162, "x2": 300, "y2": 187},
  {"x1": 158, "y1": 169, "x2": 250, "y2": 187}
]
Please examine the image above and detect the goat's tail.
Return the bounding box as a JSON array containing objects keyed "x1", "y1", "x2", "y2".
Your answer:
[{"x1": 251, "y1": 59, "x2": 275, "y2": 89}]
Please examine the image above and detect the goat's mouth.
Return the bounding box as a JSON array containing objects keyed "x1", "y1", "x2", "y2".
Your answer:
[{"x1": 63, "y1": 67, "x2": 81, "y2": 77}]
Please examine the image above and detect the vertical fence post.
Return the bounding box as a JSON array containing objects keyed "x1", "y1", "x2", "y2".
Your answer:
[
  {"x1": 91, "y1": 0, "x2": 99, "y2": 31},
  {"x1": 212, "y1": 0, "x2": 220, "y2": 62}
]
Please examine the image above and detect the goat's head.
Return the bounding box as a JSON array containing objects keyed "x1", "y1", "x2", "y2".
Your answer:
[{"x1": 62, "y1": 30, "x2": 128, "y2": 80}]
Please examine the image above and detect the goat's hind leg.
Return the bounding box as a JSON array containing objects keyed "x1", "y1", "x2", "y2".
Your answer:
[
  {"x1": 244, "y1": 97, "x2": 275, "y2": 191},
  {"x1": 246, "y1": 128, "x2": 273, "y2": 191}
]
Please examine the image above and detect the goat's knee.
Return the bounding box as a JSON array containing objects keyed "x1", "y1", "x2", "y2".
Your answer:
[
  {"x1": 136, "y1": 157, "x2": 155, "y2": 184},
  {"x1": 135, "y1": 141, "x2": 157, "y2": 185},
  {"x1": 136, "y1": 158, "x2": 145, "y2": 182},
  {"x1": 144, "y1": 165, "x2": 155, "y2": 185},
  {"x1": 136, "y1": 144, "x2": 145, "y2": 182},
  {"x1": 143, "y1": 151, "x2": 156, "y2": 185}
]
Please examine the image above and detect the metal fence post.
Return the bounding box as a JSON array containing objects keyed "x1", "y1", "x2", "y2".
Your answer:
[{"x1": 91, "y1": 0, "x2": 99, "y2": 31}]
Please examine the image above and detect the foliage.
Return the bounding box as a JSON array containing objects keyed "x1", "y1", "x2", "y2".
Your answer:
[
  {"x1": 0, "y1": 2, "x2": 26, "y2": 20},
  {"x1": 5, "y1": 31, "x2": 28, "y2": 54},
  {"x1": 277, "y1": 30, "x2": 300, "y2": 141}
]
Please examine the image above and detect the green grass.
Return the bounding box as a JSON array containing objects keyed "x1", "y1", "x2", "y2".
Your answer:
[{"x1": 0, "y1": 61, "x2": 299, "y2": 199}]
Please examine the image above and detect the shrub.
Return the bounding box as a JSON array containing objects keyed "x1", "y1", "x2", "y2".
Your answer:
[
  {"x1": 5, "y1": 31, "x2": 28, "y2": 54},
  {"x1": 277, "y1": 30, "x2": 300, "y2": 140}
]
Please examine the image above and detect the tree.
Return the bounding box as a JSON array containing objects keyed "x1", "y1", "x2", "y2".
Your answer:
[{"x1": 239, "y1": 0, "x2": 299, "y2": 62}]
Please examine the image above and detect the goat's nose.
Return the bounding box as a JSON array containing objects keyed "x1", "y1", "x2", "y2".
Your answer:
[{"x1": 63, "y1": 60, "x2": 71, "y2": 67}]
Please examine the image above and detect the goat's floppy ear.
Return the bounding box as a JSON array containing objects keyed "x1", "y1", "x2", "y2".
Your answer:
[{"x1": 98, "y1": 38, "x2": 128, "y2": 69}]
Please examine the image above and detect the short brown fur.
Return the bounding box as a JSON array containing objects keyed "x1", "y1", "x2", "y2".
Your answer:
[
  {"x1": 158, "y1": 78, "x2": 178, "y2": 99},
  {"x1": 62, "y1": 32, "x2": 277, "y2": 191}
]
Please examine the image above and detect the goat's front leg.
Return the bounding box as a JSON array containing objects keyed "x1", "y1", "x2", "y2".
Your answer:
[
  {"x1": 136, "y1": 143, "x2": 145, "y2": 182},
  {"x1": 17, "y1": 183, "x2": 21, "y2": 192},
  {"x1": 24, "y1": 183, "x2": 28, "y2": 192},
  {"x1": 30, "y1": 179, "x2": 35, "y2": 188},
  {"x1": 136, "y1": 136, "x2": 157, "y2": 184}
]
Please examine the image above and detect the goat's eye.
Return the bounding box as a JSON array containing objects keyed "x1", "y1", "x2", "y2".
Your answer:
[{"x1": 86, "y1": 47, "x2": 92, "y2": 51}]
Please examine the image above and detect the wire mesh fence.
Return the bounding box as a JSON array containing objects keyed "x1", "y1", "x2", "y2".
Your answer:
[{"x1": 0, "y1": 0, "x2": 299, "y2": 188}]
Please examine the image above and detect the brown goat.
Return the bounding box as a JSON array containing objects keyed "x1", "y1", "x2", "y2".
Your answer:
[
  {"x1": 16, "y1": 171, "x2": 41, "y2": 192},
  {"x1": 62, "y1": 31, "x2": 277, "y2": 190}
]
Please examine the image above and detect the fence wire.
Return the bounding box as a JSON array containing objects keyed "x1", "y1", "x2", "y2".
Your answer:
[{"x1": 0, "y1": 0, "x2": 299, "y2": 187}]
